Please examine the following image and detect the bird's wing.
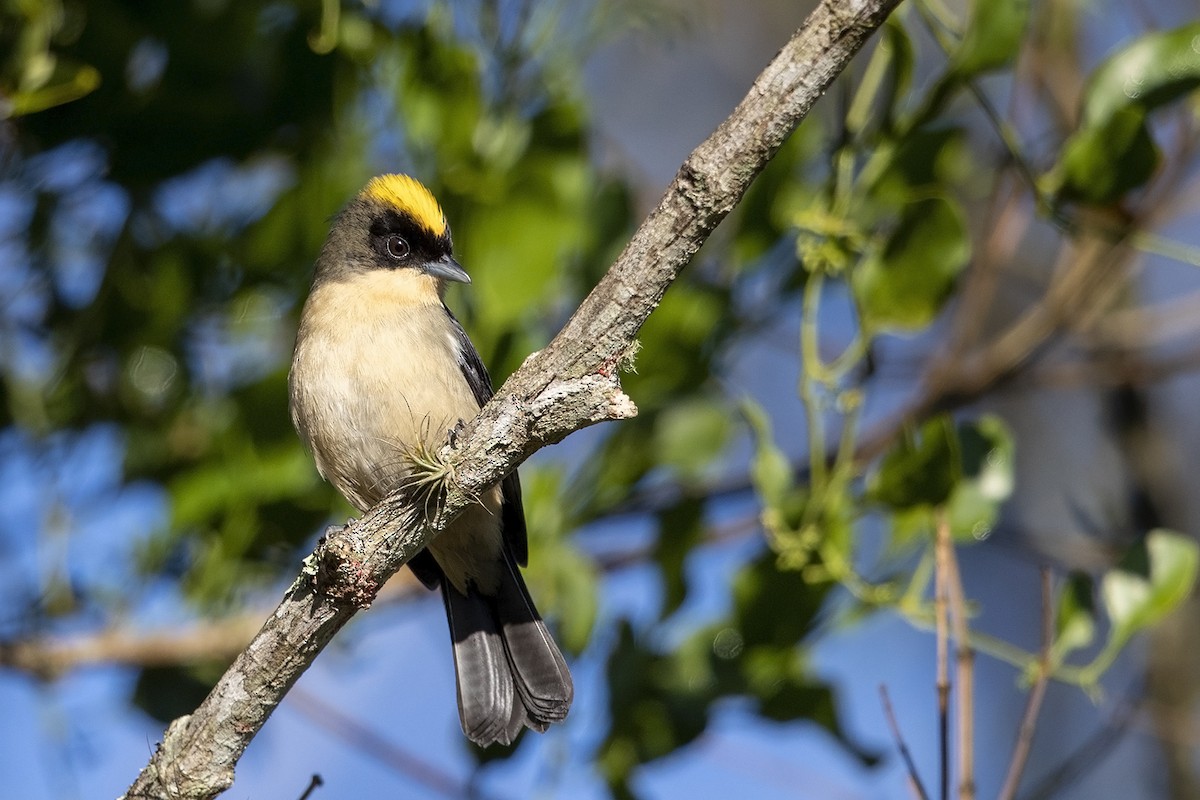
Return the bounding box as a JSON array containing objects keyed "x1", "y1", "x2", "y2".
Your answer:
[{"x1": 445, "y1": 306, "x2": 529, "y2": 566}]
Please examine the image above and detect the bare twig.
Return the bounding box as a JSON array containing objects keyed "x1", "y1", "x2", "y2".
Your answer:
[
  {"x1": 1026, "y1": 343, "x2": 1200, "y2": 390},
  {"x1": 934, "y1": 516, "x2": 951, "y2": 800},
  {"x1": 2, "y1": 514, "x2": 760, "y2": 676},
  {"x1": 948, "y1": 174, "x2": 1030, "y2": 357},
  {"x1": 939, "y1": 511, "x2": 975, "y2": 800},
  {"x1": 120, "y1": 3, "x2": 904, "y2": 797},
  {"x1": 1089, "y1": 287, "x2": 1200, "y2": 350},
  {"x1": 880, "y1": 684, "x2": 931, "y2": 800},
  {"x1": 287, "y1": 687, "x2": 489, "y2": 800},
  {"x1": 1024, "y1": 684, "x2": 1143, "y2": 800},
  {"x1": 856, "y1": 228, "x2": 1133, "y2": 466},
  {"x1": 0, "y1": 572, "x2": 428, "y2": 678},
  {"x1": 998, "y1": 568, "x2": 1054, "y2": 800},
  {"x1": 0, "y1": 614, "x2": 265, "y2": 679},
  {"x1": 296, "y1": 774, "x2": 323, "y2": 800}
]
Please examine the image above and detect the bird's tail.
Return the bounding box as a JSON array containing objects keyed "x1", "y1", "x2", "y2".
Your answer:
[{"x1": 441, "y1": 549, "x2": 573, "y2": 747}]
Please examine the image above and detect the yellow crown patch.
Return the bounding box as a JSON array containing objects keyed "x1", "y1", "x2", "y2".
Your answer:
[{"x1": 360, "y1": 174, "x2": 447, "y2": 237}]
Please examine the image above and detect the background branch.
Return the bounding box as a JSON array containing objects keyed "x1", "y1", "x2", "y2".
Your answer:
[
  {"x1": 935, "y1": 510, "x2": 951, "y2": 800},
  {"x1": 286, "y1": 687, "x2": 491, "y2": 800},
  {"x1": 0, "y1": 615, "x2": 265, "y2": 679},
  {"x1": 121, "y1": 1, "x2": 903, "y2": 797},
  {"x1": 998, "y1": 568, "x2": 1054, "y2": 800},
  {"x1": 856, "y1": 220, "x2": 1134, "y2": 466},
  {"x1": 880, "y1": 684, "x2": 932, "y2": 800},
  {"x1": 943, "y1": 517, "x2": 976, "y2": 800},
  {"x1": 2, "y1": 514, "x2": 760, "y2": 676}
]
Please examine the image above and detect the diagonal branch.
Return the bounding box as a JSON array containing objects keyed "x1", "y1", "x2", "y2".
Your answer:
[{"x1": 122, "y1": 2, "x2": 903, "y2": 797}]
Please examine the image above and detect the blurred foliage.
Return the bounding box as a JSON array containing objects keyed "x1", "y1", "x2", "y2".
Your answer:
[
  {"x1": 732, "y1": 0, "x2": 1200, "y2": 790},
  {"x1": 4, "y1": 0, "x2": 1200, "y2": 798},
  {"x1": 0, "y1": 0, "x2": 100, "y2": 117},
  {"x1": 1046, "y1": 20, "x2": 1200, "y2": 204}
]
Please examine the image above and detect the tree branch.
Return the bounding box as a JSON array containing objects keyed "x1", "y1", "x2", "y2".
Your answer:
[
  {"x1": 940, "y1": 512, "x2": 975, "y2": 800},
  {"x1": 856, "y1": 223, "x2": 1134, "y2": 465},
  {"x1": 122, "y1": 2, "x2": 903, "y2": 797},
  {"x1": 879, "y1": 684, "x2": 931, "y2": 800},
  {"x1": 0, "y1": 615, "x2": 265, "y2": 679},
  {"x1": 2, "y1": 514, "x2": 759, "y2": 676},
  {"x1": 286, "y1": 687, "x2": 489, "y2": 800},
  {"x1": 934, "y1": 511, "x2": 951, "y2": 800},
  {"x1": 998, "y1": 568, "x2": 1054, "y2": 800}
]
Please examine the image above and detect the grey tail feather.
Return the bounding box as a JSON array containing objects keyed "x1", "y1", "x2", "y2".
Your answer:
[
  {"x1": 440, "y1": 552, "x2": 573, "y2": 747},
  {"x1": 442, "y1": 587, "x2": 515, "y2": 746},
  {"x1": 494, "y1": 545, "x2": 573, "y2": 724}
]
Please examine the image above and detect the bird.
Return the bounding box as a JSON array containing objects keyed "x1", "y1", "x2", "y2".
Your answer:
[{"x1": 288, "y1": 173, "x2": 573, "y2": 746}]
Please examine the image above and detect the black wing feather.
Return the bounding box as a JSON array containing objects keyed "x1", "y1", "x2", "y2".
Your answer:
[
  {"x1": 445, "y1": 306, "x2": 529, "y2": 566},
  {"x1": 407, "y1": 549, "x2": 443, "y2": 590}
]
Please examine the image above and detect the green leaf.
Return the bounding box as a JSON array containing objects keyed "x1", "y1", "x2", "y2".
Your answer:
[
  {"x1": 462, "y1": 195, "x2": 577, "y2": 329},
  {"x1": 869, "y1": 416, "x2": 959, "y2": 511},
  {"x1": 816, "y1": 484, "x2": 856, "y2": 575},
  {"x1": 133, "y1": 664, "x2": 224, "y2": 724},
  {"x1": 1082, "y1": 22, "x2": 1200, "y2": 129},
  {"x1": 7, "y1": 60, "x2": 101, "y2": 117},
  {"x1": 880, "y1": 21, "x2": 915, "y2": 130},
  {"x1": 599, "y1": 623, "x2": 713, "y2": 792},
  {"x1": 1053, "y1": 572, "x2": 1096, "y2": 659},
  {"x1": 1051, "y1": 105, "x2": 1160, "y2": 204},
  {"x1": 1047, "y1": 23, "x2": 1200, "y2": 206},
  {"x1": 654, "y1": 397, "x2": 732, "y2": 481},
  {"x1": 1102, "y1": 529, "x2": 1199, "y2": 650},
  {"x1": 948, "y1": 0, "x2": 1031, "y2": 79},
  {"x1": 957, "y1": 416, "x2": 1014, "y2": 488},
  {"x1": 742, "y1": 397, "x2": 793, "y2": 510},
  {"x1": 629, "y1": 283, "x2": 727, "y2": 407},
  {"x1": 916, "y1": 0, "x2": 1029, "y2": 121},
  {"x1": 519, "y1": 468, "x2": 598, "y2": 654},
  {"x1": 947, "y1": 415, "x2": 1014, "y2": 540},
  {"x1": 654, "y1": 500, "x2": 706, "y2": 617},
  {"x1": 847, "y1": 19, "x2": 914, "y2": 138},
  {"x1": 888, "y1": 505, "x2": 934, "y2": 551},
  {"x1": 853, "y1": 196, "x2": 970, "y2": 331},
  {"x1": 760, "y1": 675, "x2": 833, "y2": 724},
  {"x1": 579, "y1": 422, "x2": 658, "y2": 514},
  {"x1": 732, "y1": 553, "x2": 827, "y2": 648},
  {"x1": 169, "y1": 445, "x2": 317, "y2": 529},
  {"x1": 866, "y1": 126, "x2": 968, "y2": 205},
  {"x1": 543, "y1": 543, "x2": 599, "y2": 654}
]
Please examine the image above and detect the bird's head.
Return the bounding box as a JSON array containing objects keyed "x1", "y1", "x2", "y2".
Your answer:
[{"x1": 314, "y1": 174, "x2": 470, "y2": 293}]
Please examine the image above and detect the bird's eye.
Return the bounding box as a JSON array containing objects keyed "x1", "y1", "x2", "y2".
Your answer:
[{"x1": 385, "y1": 235, "x2": 410, "y2": 260}]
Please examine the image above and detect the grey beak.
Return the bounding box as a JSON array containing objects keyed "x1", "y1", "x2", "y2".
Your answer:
[{"x1": 425, "y1": 254, "x2": 471, "y2": 284}]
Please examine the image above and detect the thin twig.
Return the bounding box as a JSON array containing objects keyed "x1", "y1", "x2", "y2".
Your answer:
[
  {"x1": 856, "y1": 230, "x2": 1133, "y2": 466},
  {"x1": 0, "y1": 614, "x2": 267, "y2": 679},
  {"x1": 287, "y1": 687, "x2": 489, "y2": 800},
  {"x1": 1023, "y1": 683, "x2": 1143, "y2": 800},
  {"x1": 2, "y1": 514, "x2": 761, "y2": 676},
  {"x1": 998, "y1": 568, "x2": 1054, "y2": 800},
  {"x1": 296, "y1": 775, "x2": 323, "y2": 800},
  {"x1": 880, "y1": 684, "x2": 931, "y2": 800},
  {"x1": 934, "y1": 517, "x2": 951, "y2": 800},
  {"x1": 939, "y1": 510, "x2": 975, "y2": 800}
]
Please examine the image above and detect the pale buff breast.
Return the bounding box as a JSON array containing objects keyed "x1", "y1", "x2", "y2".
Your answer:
[{"x1": 289, "y1": 269, "x2": 504, "y2": 594}]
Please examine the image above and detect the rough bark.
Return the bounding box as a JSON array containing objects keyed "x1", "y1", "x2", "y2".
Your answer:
[{"x1": 123, "y1": 1, "x2": 903, "y2": 796}]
